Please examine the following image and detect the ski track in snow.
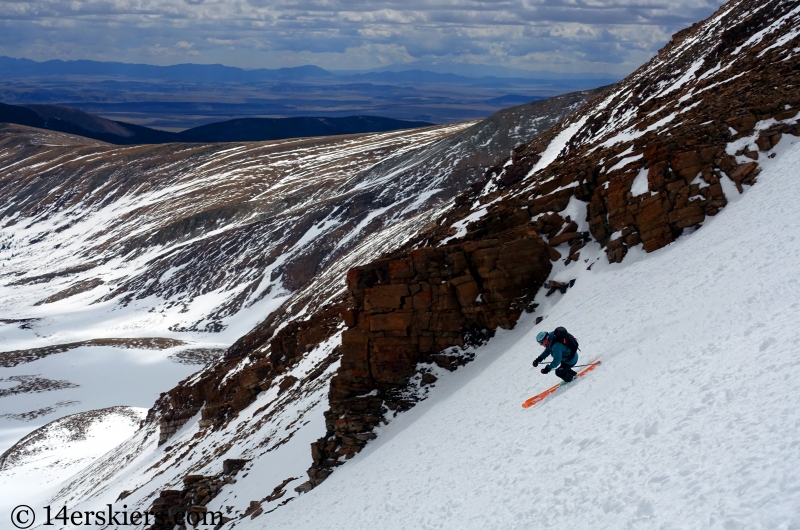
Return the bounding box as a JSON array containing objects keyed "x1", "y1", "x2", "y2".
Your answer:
[{"x1": 241, "y1": 138, "x2": 800, "y2": 529}]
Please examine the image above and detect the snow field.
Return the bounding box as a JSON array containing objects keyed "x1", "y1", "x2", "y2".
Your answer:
[
  {"x1": 0, "y1": 407, "x2": 146, "y2": 516},
  {"x1": 247, "y1": 137, "x2": 800, "y2": 528},
  {"x1": 0, "y1": 339, "x2": 201, "y2": 454}
]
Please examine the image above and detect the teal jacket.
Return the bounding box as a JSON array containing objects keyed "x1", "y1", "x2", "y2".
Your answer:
[{"x1": 535, "y1": 332, "x2": 577, "y2": 370}]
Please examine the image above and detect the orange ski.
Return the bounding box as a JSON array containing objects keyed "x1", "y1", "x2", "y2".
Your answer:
[{"x1": 522, "y1": 361, "x2": 601, "y2": 408}]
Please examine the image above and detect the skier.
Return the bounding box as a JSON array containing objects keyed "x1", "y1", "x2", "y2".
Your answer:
[{"x1": 532, "y1": 329, "x2": 578, "y2": 383}]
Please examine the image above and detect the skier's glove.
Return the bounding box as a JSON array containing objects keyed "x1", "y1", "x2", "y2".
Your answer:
[
  {"x1": 532, "y1": 359, "x2": 540, "y2": 367},
  {"x1": 541, "y1": 365, "x2": 551, "y2": 374}
]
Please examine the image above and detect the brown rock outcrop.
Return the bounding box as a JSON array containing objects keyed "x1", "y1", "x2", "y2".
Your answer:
[
  {"x1": 146, "y1": 469, "x2": 234, "y2": 530},
  {"x1": 302, "y1": 225, "x2": 552, "y2": 487}
]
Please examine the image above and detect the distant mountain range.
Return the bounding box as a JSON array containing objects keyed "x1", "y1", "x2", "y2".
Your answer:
[
  {"x1": 0, "y1": 55, "x2": 617, "y2": 130},
  {"x1": 0, "y1": 102, "x2": 433, "y2": 144},
  {"x1": 337, "y1": 60, "x2": 621, "y2": 80},
  {"x1": 0, "y1": 56, "x2": 619, "y2": 86},
  {"x1": 484, "y1": 94, "x2": 547, "y2": 106},
  {"x1": 0, "y1": 56, "x2": 333, "y2": 83}
]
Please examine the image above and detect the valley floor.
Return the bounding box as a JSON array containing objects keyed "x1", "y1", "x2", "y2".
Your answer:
[{"x1": 243, "y1": 136, "x2": 800, "y2": 528}]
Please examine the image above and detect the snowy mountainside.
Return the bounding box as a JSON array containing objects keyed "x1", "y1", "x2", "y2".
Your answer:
[
  {"x1": 55, "y1": 105, "x2": 800, "y2": 530},
  {"x1": 287, "y1": 0, "x2": 800, "y2": 494},
  {"x1": 429, "y1": 0, "x2": 800, "y2": 257},
  {"x1": 225, "y1": 88, "x2": 603, "y2": 359},
  {"x1": 242, "y1": 128, "x2": 800, "y2": 530},
  {"x1": 0, "y1": 88, "x2": 598, "y2": 348},
  {"x1": 28, "y1": 0, "x2": 800, "y2": 525},
  {"x1": 0, "y1": 121, "x2": 467, "y2": 454},
  {"x1": 0, "y1": 122, "x2": 467, "y2": 340},
  {"x1": 0, "y1": 92, "x2": 600, "y2": 519}
]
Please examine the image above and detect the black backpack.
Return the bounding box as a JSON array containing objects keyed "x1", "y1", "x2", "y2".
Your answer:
[{"x1": 553, "y1": 326, "x2": 579, "y2": 360}]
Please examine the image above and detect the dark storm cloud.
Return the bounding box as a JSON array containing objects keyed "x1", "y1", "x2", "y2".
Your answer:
[{"x1": 0, "y1": 0, "x2": 727, "y2": 72}]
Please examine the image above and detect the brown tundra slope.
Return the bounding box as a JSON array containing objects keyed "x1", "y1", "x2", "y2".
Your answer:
[{"x1": 44, "y1": 0, "x2": 800, "y2": 522}]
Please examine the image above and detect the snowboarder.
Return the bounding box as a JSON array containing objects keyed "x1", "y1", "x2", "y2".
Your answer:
[{"x1": 532, "y1": 329, "x2": 579, "y2": 383}]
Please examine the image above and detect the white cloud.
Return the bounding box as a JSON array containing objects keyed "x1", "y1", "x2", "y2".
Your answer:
[
  {"x1": 146, "y1": 44, "x2": 170, "y2": 56},
  {"x1": 0, "y1": 0, "x2": 727, "y2": 73}
]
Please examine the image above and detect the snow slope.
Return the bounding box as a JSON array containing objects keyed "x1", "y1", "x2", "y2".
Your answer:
[
  {"x1": 0, "y1": 341, "x2": 198, "y2": 453},
  {"x1": 0, "y1": 407, "x2": 145, "y2": 514},
  {"x1": 244, "y1": 131, "x2": 800, "y2": 528}
]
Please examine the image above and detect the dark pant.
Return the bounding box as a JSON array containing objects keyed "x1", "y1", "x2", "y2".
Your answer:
[{"x1": 555, "y1": 363, "x2": 577, "y2": 382}]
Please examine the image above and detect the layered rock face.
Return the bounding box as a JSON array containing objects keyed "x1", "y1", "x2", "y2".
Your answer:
[{"x1": 305, "y1": 226, "x2": 551, "y2": 485}]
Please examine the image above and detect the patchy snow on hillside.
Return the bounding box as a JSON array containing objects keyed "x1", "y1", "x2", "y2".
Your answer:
[
  {"x1": 0, "y1": 407, "x2": 145, "y2": 514},
  {"x1": 39, "y1": 332, "x2": 343, "y2": 528},
  {"x1": 0, "y1": 123, "x2": 470, "y2": 344},
  {"x1": 0, "y1": 339, "x2": 198, "y2": 454},
  {"x1": 240, "y1": 135, "x2": 800, "y2": 529},
  {"x1": 527, "y1": 116, "x2": 588, "y2": 177}
]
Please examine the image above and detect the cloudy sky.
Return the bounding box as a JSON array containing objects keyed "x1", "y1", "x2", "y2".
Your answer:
[{"x1": 1, "y1": 0, "x2": 726, "y2": 74}]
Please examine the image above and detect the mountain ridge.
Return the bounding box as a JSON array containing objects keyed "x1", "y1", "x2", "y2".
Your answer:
[
  {"x1": 0, "y1": 55, "x2": 619, "y2": 85},
  {"x1": 0, "y1": 56, "x2": 613, "y2": 128},
  {"x1": 0, "y1": 56, "x2": 333, "y2": 82},
  {"x1": 0, "y1": 102, "x2": 436, "y2": 144}
]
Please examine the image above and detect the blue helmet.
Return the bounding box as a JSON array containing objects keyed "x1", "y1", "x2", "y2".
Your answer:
[{"x1": 536, "y1": 331, "x2": 548, "y2": 345}]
